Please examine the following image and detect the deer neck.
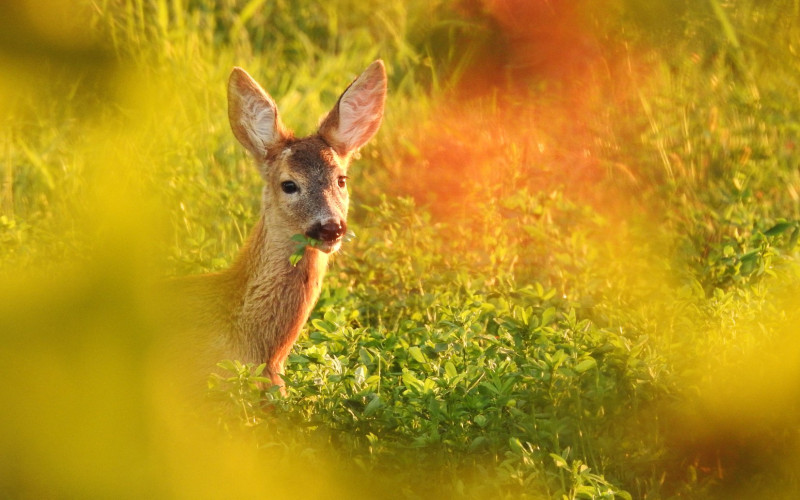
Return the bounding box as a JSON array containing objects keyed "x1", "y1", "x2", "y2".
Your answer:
[{"x1": 226, "y1": 217, "x2": 330, "y2": 366}]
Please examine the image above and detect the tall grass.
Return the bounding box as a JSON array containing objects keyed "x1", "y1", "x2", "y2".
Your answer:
[{"x1": 1, "y1": 0, "x2": 800, "y2": 498}]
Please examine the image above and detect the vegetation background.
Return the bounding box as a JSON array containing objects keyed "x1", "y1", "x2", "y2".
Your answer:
[{"x1": 1, "y1": 0, "x2": 799, "y2": 498}]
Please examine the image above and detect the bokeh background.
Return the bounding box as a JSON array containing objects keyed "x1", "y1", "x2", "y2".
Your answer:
[{"x1": 2, "y1": 1, "x2": 799, "y2": 498}]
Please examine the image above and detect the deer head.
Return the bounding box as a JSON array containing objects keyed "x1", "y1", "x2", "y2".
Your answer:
[{"x1": 226, "y1": 60, "x2": 387, "y2": 253}]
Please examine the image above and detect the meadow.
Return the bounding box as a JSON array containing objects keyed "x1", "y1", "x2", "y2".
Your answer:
[{"x1": 1, "y1": 0, "x2": 799, "y2": 498}]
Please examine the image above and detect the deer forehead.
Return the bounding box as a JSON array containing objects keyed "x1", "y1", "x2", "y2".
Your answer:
[{"x1": 277, "y1": 138, "x2": 347, "y2": 182}]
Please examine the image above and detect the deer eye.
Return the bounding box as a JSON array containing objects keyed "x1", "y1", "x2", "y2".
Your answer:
[
  {"x1": 337, "y1": 176, "x2": 348, "y2": 189},
  {"x1": 281, "y1": 181, "x2": 298, "y2": 194}
]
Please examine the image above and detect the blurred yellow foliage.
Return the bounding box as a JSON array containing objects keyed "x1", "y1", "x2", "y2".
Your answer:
[{"x1": 0, "y1": 3, "x2": 357, "y2": 496}]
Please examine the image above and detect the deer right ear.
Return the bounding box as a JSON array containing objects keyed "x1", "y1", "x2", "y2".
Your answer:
[
  {"x1": 319, "y1": 60, "x2": 387, "y2": 156},
  {"x1": 227, "y1": 67, "x2": 289, "y2": 158}
]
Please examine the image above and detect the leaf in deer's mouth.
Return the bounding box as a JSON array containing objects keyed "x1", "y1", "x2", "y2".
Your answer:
[
  {"x1": 289, "y1": 230, "x2": 356, "y2": 266},
  {"x1": 289, "y1": 234, "x2": 322, "y2": 267}
]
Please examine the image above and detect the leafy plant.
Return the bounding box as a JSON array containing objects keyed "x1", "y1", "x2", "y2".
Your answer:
[
  {"x1": 289, "y1": 234, "x2": 323, "y2": 267},
  {"x1": 2, "y1": 0, "x2": 800, "y2": 499}
]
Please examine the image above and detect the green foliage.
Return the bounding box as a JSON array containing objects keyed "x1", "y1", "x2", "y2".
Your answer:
[
  {"x1": 2, "y1": 0, "x2": 800, "y2": 499},
  {"x1": 289, "y1": 234, "x2": 321, "y2": 267}
]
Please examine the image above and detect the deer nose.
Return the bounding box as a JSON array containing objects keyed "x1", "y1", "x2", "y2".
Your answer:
[{"x1": 307, "y1": 220, "x2": 346, "y2": 243}]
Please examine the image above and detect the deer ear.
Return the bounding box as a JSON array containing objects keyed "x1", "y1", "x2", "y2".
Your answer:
[
  {"x1": 319, "y1": 60, "x2": 387, "y2": 156},
  {"x1": 227, "y1": 67, "x2": 289, "y2": 157}
]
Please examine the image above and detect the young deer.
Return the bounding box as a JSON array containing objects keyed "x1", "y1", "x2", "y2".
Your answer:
[{"x1": 179, "y1": 61, "x2": 386, "y2": 392}]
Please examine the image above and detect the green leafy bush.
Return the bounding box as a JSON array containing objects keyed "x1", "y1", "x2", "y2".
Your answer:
[{"x1": 2, "y1": 0, "x2": 800, "y2": 498}]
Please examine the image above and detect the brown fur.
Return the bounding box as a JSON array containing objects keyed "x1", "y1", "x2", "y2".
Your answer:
[{"x1": 175, "y1": 61, "x2": 386, "y2": 393}]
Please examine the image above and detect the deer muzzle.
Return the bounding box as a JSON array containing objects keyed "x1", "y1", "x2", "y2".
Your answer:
[{"x1": 306, "y1": 220, "x2": 347, "y2": 244}]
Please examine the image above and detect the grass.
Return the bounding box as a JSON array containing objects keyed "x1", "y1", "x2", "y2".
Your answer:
[{"x1": 1, "y1": 0, "x2": 800, "y2": 498}]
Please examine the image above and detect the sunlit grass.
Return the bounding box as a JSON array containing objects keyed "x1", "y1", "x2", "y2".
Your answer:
[{"x1": 1, "y1": 0, "x2": 800, "y2": 498}]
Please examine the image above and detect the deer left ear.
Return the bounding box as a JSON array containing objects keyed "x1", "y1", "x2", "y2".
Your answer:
[
  {"x1": 228, "y1": 67, "x2": 289, "y2": 158},
  {"x1": 319, "y1": 60, "x2": 387, "y2": 156}
]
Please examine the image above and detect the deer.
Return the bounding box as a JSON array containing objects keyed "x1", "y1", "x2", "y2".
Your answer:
[{"x1": 175, "y1": 61, "x2": 387, "y2": 394}]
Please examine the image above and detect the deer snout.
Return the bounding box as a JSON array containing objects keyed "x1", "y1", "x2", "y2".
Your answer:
[{"x1": 307, "y1": 220, "x2": 347, "y2": 243}]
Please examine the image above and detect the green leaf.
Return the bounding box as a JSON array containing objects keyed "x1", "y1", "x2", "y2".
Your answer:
[
  {"x1": 288, "y1": 354, "x2": 311, "y2": 364},
  {"x1": 790, "y1": 226, "x2": 800, "y2": 249},
  {"x1": 765, "y1": 221, "x2": 793, "y2": 236},
  {"x1": 216, "y1": 359, "x2": 237, "y2": 372},
  {"x1": 550, "y1": 453, "x2": 569, "y2": 470},
  {"x1": 541, "y1": 307, "x2": 557, "y2": 326},
  {"x1": 723, "y1": 245, "x2": 735, "y2": 258},
  {"x1": 291, "y1": 233, "x2": 310, "y2": 243},
  {"x1": 289, "y1": 234, "x2": 323, "y2": 266},
  {"x1": 401, "y1": 370, "x2": 425, "y2": 393},
  {"x1": 354, "y1": 365, "x2": 367, "y2": 385},
  {"x1": 508, "y1": 437, "x2": 524, "y2": 454},
  {"x1": 311, "y1": 319, "x2": 337, "y2": 333},
  {"x1": 289, "y1": 246, "x2": 306, "y2": 267},
  {"x1": 444, "y1": 361, "x2": 458, "y2": 379},
  {"x1": 364, "y1": 396, "x2": 383, "y2": 416},
  {"x1": 468, "y1": 436, "x2": 487, "y2": 451},
  {"x1": 359, "y1": 347, "x2": 374, "y2": 366},
  {"x1": 739, "y1": 250, "x2": 759, "y2": 275},
  {"x1": 574, "y1": 358, "x2": 597, "y2": 373},
  {"x1": 408, "y1": 346, "x2": 426, "y2": 363}
]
